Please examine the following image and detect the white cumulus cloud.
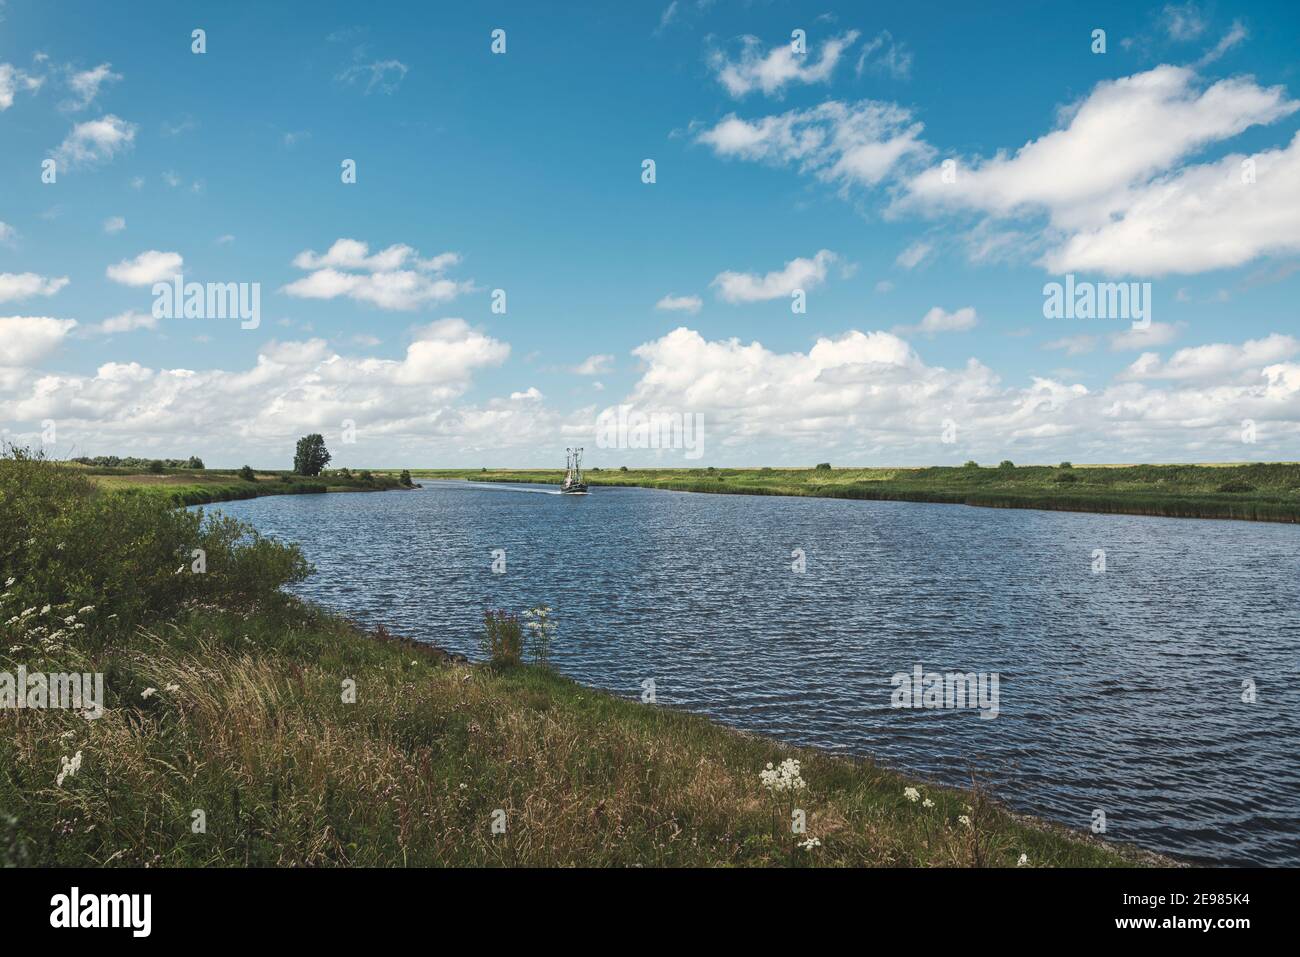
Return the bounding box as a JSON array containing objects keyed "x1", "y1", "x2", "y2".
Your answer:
[
  {"x1": 0, "y1": 273, "x2": 70, "y2": 302},
  {"x1": 52, "y1": 114, "x2": 137, "y2": 169},
  {"x1": 712, "y1": 250, "x2": 837, "y2": 303},
  {"x1": 106, "y1": 251, "x2": 183, "y2": 286}
]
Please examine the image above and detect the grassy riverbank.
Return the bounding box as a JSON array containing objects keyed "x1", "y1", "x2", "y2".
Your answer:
[
  {"x1": 82, "y1": 464, "x2": 409, "y2": 506},
  {"x1": 408, "y1": 462, "x2": 1300, "y2": 523},
  {"x1": 0, "y1": 454, "x2": 1162, "y2": 866}
]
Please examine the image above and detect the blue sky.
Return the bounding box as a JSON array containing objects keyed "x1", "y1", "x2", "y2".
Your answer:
[{"x1": 1, "y1": 0, "x2": 1299, "y2": 467}]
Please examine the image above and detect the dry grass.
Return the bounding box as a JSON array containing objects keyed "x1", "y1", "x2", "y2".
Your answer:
[{"x1": 1, "y1": 603, "x2": 1160, "y2": 868}]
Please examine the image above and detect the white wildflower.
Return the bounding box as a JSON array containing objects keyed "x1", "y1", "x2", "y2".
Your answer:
[
  {"x1": 1017, "y1": 853, "x2": 1028, "y2": 867},
  {"x1": 77, "y1": 606, "x2": 94, "y2": 615},
  {"x1": 39, "y1": 605, "x2": 50, "y2": 615},
  {"x1": 797, "y1": 837, "x2": 821, "y2": 851},
  {"x1": 922, "y1": 798, "x2": 935, "y2": 808},
  {"x1": 4, "y1": 577, "x2": 14, "y2": 587},
  {"x1": 140, "y1": 687, "x2": 157, "y2": 699},
  {"x1": 903, "y1": 787, "x2": 920, "y2": 803},
  {"x1": 759, "y1": 758, "x2": 806, "y2": 793},
  {"x1": 164, "y1": 683, "x2": 179, "y2": 693},
  {"x1": 958, "y1": 814, "x2": 972, "y2": 827},
  {"x1": 56, "y1": 750, "x2": 83, "y2": 787}
]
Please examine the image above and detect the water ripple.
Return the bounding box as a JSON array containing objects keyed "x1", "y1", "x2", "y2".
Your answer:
[{"x1": 205, "y1": 482, "x2": 1300, "y2": 866}]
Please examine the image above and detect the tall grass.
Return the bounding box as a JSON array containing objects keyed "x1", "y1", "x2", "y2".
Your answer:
[{"x1": 0, "y1": 453, "x2": 1164, "y2": 867}]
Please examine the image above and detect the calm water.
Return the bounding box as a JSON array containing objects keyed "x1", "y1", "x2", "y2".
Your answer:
[{"x1": 208, "y1": 482, "x2": 1300, "y2": 866}]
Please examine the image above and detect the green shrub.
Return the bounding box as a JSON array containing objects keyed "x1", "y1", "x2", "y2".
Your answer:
[
  {"x1": 148, "y1": 460, "x2": 165, "y2": 474},
  {"x1": 399, "y1": 470, "x2": 413, "y2": 486},
  {"x1": 620, "y1": 466, "x2": 629, "y2": 472},
  {"x1": 238, "y1": 465, "x2": 256, "y2": 482},
  {"x1": 1216, "y1": 480, "x2": 1256, "y2": 493},
  {"x1": 0, "y1": 449, "x2": 310, "y2": 641},
  {"x1": 998, "y1": 460, "x2": 1015, "y2": 471},
  {"x1": 1053, "y1": 472, "x2": 1078, "y2": 484},
  {"x1": 480, "y1": 610, "x2": 523, "y2": 666},
  {"x1": 963, "y1": 461, "x2": 979, "y2": 469},
  {"x1": 815, "y1": 462, "x2": 832, "y2": 471},
  {"x1": 1058, "y1": 461, "x2": 1073, "y2": 469}
]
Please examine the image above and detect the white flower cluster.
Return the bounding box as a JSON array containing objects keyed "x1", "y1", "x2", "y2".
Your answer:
[
  {"x1": 797, "y1": 837, "x2": 821, "y2": 851},
  {"x1": 56, "y1": 750, "x2": 83, "y2": 787},
  {"x1": 759, "y1": 758, "x2": 806, "y2": 793}
]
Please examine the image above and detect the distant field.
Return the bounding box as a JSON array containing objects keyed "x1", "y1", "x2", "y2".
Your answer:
[{"x1": 400, "y1": 463, "x2": 1300, "y2": 523}]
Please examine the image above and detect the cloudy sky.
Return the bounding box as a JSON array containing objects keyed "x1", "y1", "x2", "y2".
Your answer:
[{"x1": 1, "y1": 0, "x2": 1298, "y2": 467}]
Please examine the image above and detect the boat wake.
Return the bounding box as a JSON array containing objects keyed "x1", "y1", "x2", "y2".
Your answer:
[{"x1": 459, "y1": 482, "x2": 565, "y2": 495}]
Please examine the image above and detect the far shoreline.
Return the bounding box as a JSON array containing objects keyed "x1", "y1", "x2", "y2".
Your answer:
[{"x1": 402, "y1": 463, "x2": 1300, "y2": 524}]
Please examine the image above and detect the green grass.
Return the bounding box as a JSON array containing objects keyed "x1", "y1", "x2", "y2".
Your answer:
[
  {"x1": 1, "y1": 602, "x2": 1160, "y2": 867},
  {"x1": 83, "y1": 464, "x2": 410, "y2": 506},
  {"x1": 404, "y1": 462, "x2": 1300, "y2": 523},
  {"x1": 0, "y1": 453, "x2": 1167, "y2": 867}
]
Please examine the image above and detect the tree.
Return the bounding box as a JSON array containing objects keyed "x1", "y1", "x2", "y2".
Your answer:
[
  {"x1": 399, "y1": 469, "x2": 413, "y2": 487},
  {"x1": 293, "y1": 434, "x2": 331, "y2": 476},
  {"x1": 238, "y1": 465, "x2": 256, "y2": 482},
  {"x1": 998, "y1": 460, "x2": 1015, "y2": 470},
  {"x1": 185, "y1": 456, "x2": 205, "y2": 469}
]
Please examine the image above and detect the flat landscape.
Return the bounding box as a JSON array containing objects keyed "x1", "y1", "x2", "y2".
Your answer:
[
  {"x1": 407, "y1": 462, "x2": 1300, "y2": 523},
  {"x1": 1, "y1": 453, "x2": 1166, "y2": 867}
]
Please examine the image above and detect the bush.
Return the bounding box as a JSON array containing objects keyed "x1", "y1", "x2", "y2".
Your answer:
[
  {"x1": 399, "y1": 470, "x2": 413, "y2": 486},
  {"x1": 359, "y1": 470, "x2": 374, "y2": 483},
  {"x1": 148, "y1": 460, "x2": 165, "y2": 474},
  {"x1": 480, "y1": 610, "x2": 523, "y2": 666},
  {"x1": 1053, "y1": 472, "x2": 1078, "y2": 484},
  {"x1": 620, "y1": 466, "x2": 628, "y2": 472},
  {"x1": 963, "y1": 461, "x2": 979, "y2": 469},
  {"x1": 998, "y1": 460, "x2": 1015, "y2": 471},
  {"x1": 238, "y1": 465, "x2": 256, "y2": 482},
  {"x1": 185, "y1": 456, "x2": 205, "y2": 469},
  {"x1": 1058, "y1": 461, "x2": 1073, "y2": 470},
  {"x1": 0, "y1": 449, "x2": 310, "y2": 641},
  {"x1": 815, "y1": 463, "x2": 832, "y2": 471},
  {"x1": 1216, "y1": 481, "x2": 1257, "y2": 493}
]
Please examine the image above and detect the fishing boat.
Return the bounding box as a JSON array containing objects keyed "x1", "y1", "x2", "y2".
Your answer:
[{"x1": 560, "y1": 447, "x2": 589, "y2": 494}]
